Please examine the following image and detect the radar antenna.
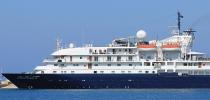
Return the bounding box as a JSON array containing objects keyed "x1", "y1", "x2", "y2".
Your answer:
[{"x1": 178, "y1": 12, "x2": 184, "y2": 35}]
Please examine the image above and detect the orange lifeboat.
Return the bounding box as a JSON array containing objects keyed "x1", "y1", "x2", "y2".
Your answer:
[
  {"x1": 137, "y1": 43, "x2": 156, "y2": 51},
  {"x1": 162, "y1": 42, "x2": 180, "y2": 51},
  {"x1": 138, "y1": 44, "x2": 156, "y2": 48}
]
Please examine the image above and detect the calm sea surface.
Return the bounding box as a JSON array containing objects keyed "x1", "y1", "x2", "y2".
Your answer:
[{"x1": 0, "y1": 89, "x2": 210, "y2": 100}]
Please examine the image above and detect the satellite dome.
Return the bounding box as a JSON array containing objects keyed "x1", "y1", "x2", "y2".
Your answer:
[{"x1": 136, "y1": 30, "x2": 147, "y2": 39}]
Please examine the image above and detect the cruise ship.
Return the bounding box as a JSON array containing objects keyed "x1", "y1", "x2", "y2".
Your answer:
[{"x1": 3, "y1": 12, "x2": 210, "y2": 89}]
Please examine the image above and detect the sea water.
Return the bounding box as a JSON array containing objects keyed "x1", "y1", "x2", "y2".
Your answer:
[{"x1": 0, "y1": 89, "x2": 210, "y2": 100}]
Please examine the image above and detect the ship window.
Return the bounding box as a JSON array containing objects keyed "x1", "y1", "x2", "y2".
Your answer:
[
  {"x1": 61, "y1": 56, "x2": 64, "y2": 59},
  {"x1": 129, "y1": 49, "x2": 132, "y2": 54},
  {"x1": 112, "y1": 49, "x2": 116, "y2": 54},
  {"x1": 145, "y1": 71, "x2": 149, "y2": 74},
  {"x1": 188, "y1": 63, "x2": 193, "y2": 66},
  {"x1": 70, "y1": 56, "x2": 72, "y2": 62},
  {"x1": 128, "y1": 71, "x2": 131, "y2": 73},
  {"x1": 94, "y1": 56, "x2": 98, "y2": 61},
  {"x1": 107, "y1": 64, "x2": 111, "y2": 66},
  {"x1": 167, "y1": 62, "x2": 174, "y2": 65},
  {"x1": 99, "y1": 49, "x2": 102, "y2": 54},
  {"x1": 205, "y1": 71, "x2": 210, "y2": 75},
  {"x1": 64, "y1": 71, "x2": 67, "y2": 74},
  {"x1": 58, "y1": 60, "x2": 62, "y2": 62},
  {"x1": 80, "y1": 56, "x2": 83, "y2": 59},
  {"x1": 60, "y1": 64, "x2": 65, "y2": 67},
  {"x1": 111, "y1": 71, "x2": 115, "y2": 73},
  {"x1": 117, "y1": 56, "x2": 121, "y2": 61},
  {"x1": 167, "y1": 69, "x2": 174, "y2": 73},
  {"x1": 194, "y1": 63, "x2": 198, "y2": 66},
  {"x1": 139, "y1": 62, "x2": 142, "y2": 66},
  {"x1": 73, "y1": 64, "x2": 79, "y2": 66},
  {"x1": 144, "y1": 62, "x2": 150, "y2": 66},
  {"x1": 107, "y1": 56, "x2": 111, "y2": 61},
  {"x1": 117, "y1": 64, "x2": 121, "y2": 66},
  {"x1": 41, "y1": 71, "x2": 44, "y2": 74},
  {"x1": 94, "y1": 64, "x2": 98, "y2": 66},
  {"x1": 128, "y1": 56, "x2": 133, "y2": 61},
  {"x1": 54, "y1": 64, "x2": 58, "y2": 66},
  {"x1": 71, "y1": 71, "x2": 75, "y2": 73},
  {"x1": 129, "y1": 64, "x2": 132, "y2": 66},
  {"x1": 121, "y1": 71, "x2": 125, "y2": 73},
  {"x1": 100, "y1": 71, "x2": 104, "y2": 73},
  {"x1": 157, "y1": 70, "x2": 165, "y2": 73},
  {"x1": 139, "y1": 71, "x2": 142, "y2": 73},
  {"x1": 183, "y1": 63, "x2": 187, "y2": 66},
  {"x1": 94, "y1": 71, "x2": 97, "y2": 74},
  {"x1": 53, "y1": 71, "x2": 57, "y2": 73},
  {"x1": 152, "y1": 71, "x2": 155, "y2": 74},
  {"x1": 125, "y1": 49, "x2": 127, "y2": 52}
]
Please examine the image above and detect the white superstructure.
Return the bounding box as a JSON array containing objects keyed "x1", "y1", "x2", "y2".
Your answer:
[{"x1": 33, "y1": 27, "x2": 210, "y2": 76}]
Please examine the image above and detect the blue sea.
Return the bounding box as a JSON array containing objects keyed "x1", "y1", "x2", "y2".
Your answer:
[{"x1": 1, "y1": 89, "x2": 210, "y2": 100}]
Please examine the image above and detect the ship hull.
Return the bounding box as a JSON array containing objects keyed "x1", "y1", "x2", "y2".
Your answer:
[{"x1": 3, "y1": 73, "x2": 210, "y2": 89}]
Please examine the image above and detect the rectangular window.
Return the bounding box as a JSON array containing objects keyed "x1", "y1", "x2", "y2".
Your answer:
[
  {"x1": 128, "y1": 56, "x2": 133, "y2": 61},
  {"x1": 60, "y1": 64, "x2": 65, "y2": 67},
  {"x1": 58, "y1": 60, "x2": 62, "y2": 62},
  {"x1": 94, "y1": 56, "x2": 98, "y2": 61},
  {"x1": 107, "y1": 64, "x2": 111, "y2": 66},
  {"x1": 100, "y1": 71, "x2": 104, "y2": 73},
  {"x1": 73, "y1": 64, "x2": 79, "y2": 66},
  {"x1": 112, "y1": 49, "x2": 116, "y2": 54},
  {"x1": 129, "y1": 49, "x2": 132, "y2": 54},
  {"x1": 64, "y1": 71, "x2": 67, "y2": 74},
  {"x1": 144, "y1": 62, "x2": 150, "y2": 66},
  {"x1": 94, "y1": 64, "x2": 98, "y2": 66},
  {"x1": 167, "y1": 62, "x2": 174, "y2": 65},
  {"x1": 53, "y1": 71, "x2": 57, "y2": 73},
  {"x1": 41, "y1": 71, "x2": 44, "y2": 74},
  {"x1": 111, "y1": 71, "x2": 115, "y2": 73},
  {"x1": 54, "y1": 64, "x2": 58, "y2": 66},
  {"x1": 61, "y1": 56, "x2": 64, "y2": 59},
  {"x1": 107, "y1": 56, "x2": 111, "y2": 61},
  {"x1": 139, "y1": 62, "x2": 142, "y2": 66},
  {"x1": 70, "y1": 56, "x2": 72, "y2": 62},
  {"x1": 117, "y1": 56, "x2": 121, "y2": 61},
  {"x1": 129, "y1": 64, "x2": 132, "y2": 66},
  {"x1": 152, "y1": 71, "x2": 155, "y2": 74},
  {"x1": 117, "y1": 64, "x2": 121, "y2": 66}
]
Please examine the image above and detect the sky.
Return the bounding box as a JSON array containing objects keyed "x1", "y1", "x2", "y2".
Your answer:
[{"x1": 0, "y1": 0, "x2": 210, "y2": 72}]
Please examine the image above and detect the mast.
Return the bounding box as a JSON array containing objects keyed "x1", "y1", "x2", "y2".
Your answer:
[
  {"x1": 56, "y1": 37, "x2": 62, "y2": 51},
  {"x1": 177, "y1": 12, "x2": 184, "y2": 35}
]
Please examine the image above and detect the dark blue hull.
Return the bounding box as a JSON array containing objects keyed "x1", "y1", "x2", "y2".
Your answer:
[{"x1": 3, "y1": 73, "x2": 210, "y2": 89}]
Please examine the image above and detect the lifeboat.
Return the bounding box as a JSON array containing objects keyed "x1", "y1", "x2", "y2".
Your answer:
[
  {"x1": 162, "y1": 43, "x2": 180, "y2": 51},
  {"x1": 137, "y1": 44, "x2": 156, "y2": 51}
]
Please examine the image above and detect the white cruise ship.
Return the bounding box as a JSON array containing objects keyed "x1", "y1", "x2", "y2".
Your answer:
[{"x1": 3, "y1": 12, "x2": 210, "y2": 89}]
